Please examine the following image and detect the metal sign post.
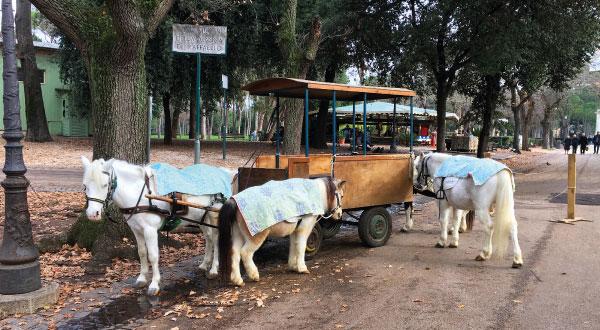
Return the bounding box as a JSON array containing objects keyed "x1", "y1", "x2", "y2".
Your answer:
[
  {"x1": 172, "y1": 24, "x2": 227, "y2": 164},
  {"x1": 222, "y1": 75, "x2": 228, "y2": 160}
]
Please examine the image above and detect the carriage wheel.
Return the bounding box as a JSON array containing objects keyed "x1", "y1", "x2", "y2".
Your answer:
[
  {"x1": 358, "y1": 207, "x2": 392, "y2": 247},
  {"x1": 320, "y1": 219, "x2": 342, "y2": 239},
  {"x1": 305, "y1": 222, "x2": 323, "y2": 259}
]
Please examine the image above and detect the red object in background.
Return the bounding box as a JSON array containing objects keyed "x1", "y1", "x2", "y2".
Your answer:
[
  {"x1": 420, "y1": 125, "x2": 429, "y2": 137},
  {"x1": 431, "y1": 131, "x2": 437, "y2": 148}
]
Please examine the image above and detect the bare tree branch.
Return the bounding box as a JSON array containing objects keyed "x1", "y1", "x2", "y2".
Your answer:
[
  {"x1": 28, "y1": 0, "x2": 86, "y2": 49},
  {"x1": 146, "y1": 0, "x2": 175, "y2": 34}
]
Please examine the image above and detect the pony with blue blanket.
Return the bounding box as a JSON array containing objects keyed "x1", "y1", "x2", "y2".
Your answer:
[
  {"x1": 219, "y1": 177, "x2": 346, "y2": 286},
  {"x1": 413, "y1": 152, "x2": 523, "y2": 268},
  {"x1": 81, "y1": 157, "x2": 236, "y2": 295}
]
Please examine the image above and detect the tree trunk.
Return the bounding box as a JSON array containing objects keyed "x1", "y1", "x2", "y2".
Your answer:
[
  {"x1": 237, "y1": 103, "x2": 243, "y2": 135},
  {"x1": 510, "y1": 84, "x2": 521, "y2": 153},
  {"x1": 521, "y1": 94, "x2": 534, "y2": 151},
  {"x1": 15, "y1": 0, "x2": 52, "y2": 142},
  {"x1": 477, "y1": 75, "x2": 500, "y2": 158},
  {"x1": 171, "y1": 111, "x2": 179, "y2": 140},
  {"x1": 312, "y1": 63, "x2": 336, "y2": 148},
  {"x1": 435, "y1": 79, "x2": 448, "y2": 152},
  {"x1": 162, "y1": 92, "x2": 172, "y2": 145},
  {"x1": 88, "y1": 47, "x2": 148, "y2": 163}
]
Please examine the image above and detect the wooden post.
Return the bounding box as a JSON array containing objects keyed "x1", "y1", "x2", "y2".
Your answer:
[
  {"x1": 566, "y1": 153, "x2": 576, "y2": 219},
  {"x1": 553, "y1": 153, "x2": 591, "y2": 224}
]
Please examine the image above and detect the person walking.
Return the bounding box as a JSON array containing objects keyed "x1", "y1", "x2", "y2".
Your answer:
[
  {"x1": 579, "y1": 133, "x2": 588, "y2": 154},
  {"x1": 593, "y1": 131, "x2": 600, "y2": 154},
  {"x1": 563, "y1": 134, "x2": 572, "y2": 154},
  {"x1": 571, "y1": 133, "x2": 579, "y2": 154}
]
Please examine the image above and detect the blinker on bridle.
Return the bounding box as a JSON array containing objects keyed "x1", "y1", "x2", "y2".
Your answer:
[{"x1": 84, "y1": 170, "x2": 117, "y2": 210}]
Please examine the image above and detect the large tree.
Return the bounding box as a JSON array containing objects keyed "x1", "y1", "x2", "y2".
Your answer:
[
  {"x1": 30, "y1": 0, "x2": 175, "y2": 163},
  {"x1": 15, "y1": 0, "x2": 52, "y2": 142}
]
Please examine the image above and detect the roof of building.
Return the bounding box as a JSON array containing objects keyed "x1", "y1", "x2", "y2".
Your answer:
[
  {"x1": 0, "y1": 39, "x2": 60, "y2": 50},
  {"x1": 330, "y1": 101, "x2": 459, "y2": 121},
  {"x1": 242, "y1": 77, "x2": 416, "y2": 100}
]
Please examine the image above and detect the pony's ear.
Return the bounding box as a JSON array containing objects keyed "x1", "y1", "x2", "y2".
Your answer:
[
  {"x1": 81, "y1": 155, "x2": 91, "y2": 169},
  {"x1": 334, "y1": 179, "x2": 347, "y2": 191}
]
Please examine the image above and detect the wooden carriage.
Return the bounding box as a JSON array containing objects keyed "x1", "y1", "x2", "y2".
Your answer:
[{"x1": 240, "y1": 78, "x2": 417, "y2": 255}]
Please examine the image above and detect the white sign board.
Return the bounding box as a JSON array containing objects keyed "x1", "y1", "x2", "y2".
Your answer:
[
  {"x1": 172, "y1": 24, "x2": 227, "y2": 54},
  {"x1": 590, "y1": 49, "x2": 600, "y2": 72},
  {"x1": 222, "y1": 75, "x2": 229, "y2": 89}
]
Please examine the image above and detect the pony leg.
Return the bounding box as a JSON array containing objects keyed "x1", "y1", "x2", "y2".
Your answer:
[
  {"x1": 131, "y1": 227, "x2": 149, "y2": 288},
  {"x1": 199, "y1": 226, "x2": 213, "y2": 272},
  {"x1": 459, "y1": 211, "x2": 468, "y2": 233},
  {"x1": 293, "y1": 217, "x2": 318, "y2": 273},
  {"x1": 288, "y1": 232, "x2": 298, "y2": 271},
  {"x1": 143, "y1": 227, "x2": 161, "y2": 296},
  {"x1": 475, "y1": 209, "x2": 493, "y2": 261},
  {"x1": 436, "y1": 203, "x2": 451, "y2": 248},
  {"x1": 208, "y1": 228, "x2": 220, "y2": 279},
  {"x1": 449, "y1": 209, "x2": 464, "y2": 248},
  {"x1": 401, "y1": 202, "x2": 414, "y2": 232},
  {"x1": 241, "y1": 231, "x2": 268, "y2": 282},
  {"x1": 511, "y1": 221, "x2": 524, "y2": 268},
  {"x1": 230, "y1": 225, "x2": 245, "y2": 286}
]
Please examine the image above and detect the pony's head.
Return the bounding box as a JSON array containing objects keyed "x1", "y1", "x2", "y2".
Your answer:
[
  {"x1": 413, "y1": 151, "x2": 432, "y2": 190},
  {"x1": 81, "y1": 156, "x2": 114, "y2": 221},
  {"x1": 329, "y1": 178, "x2": 347, "y2": 220}
]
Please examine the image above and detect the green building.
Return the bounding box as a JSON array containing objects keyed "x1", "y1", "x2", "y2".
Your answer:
[{"x1": 0, "y1": 41, "x2": 89, "y2": 137}]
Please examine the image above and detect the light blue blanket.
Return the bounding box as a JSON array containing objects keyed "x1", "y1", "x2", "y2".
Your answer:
[
  {"x1": 149, "y1": 163, "x2": 232, "y2": 198},
  {"x1": 233, "y1": 178, "x2": 326, "y2": 236},
  {"x1": 434, "y1": 155, "x2": 508, "y2": 186}
]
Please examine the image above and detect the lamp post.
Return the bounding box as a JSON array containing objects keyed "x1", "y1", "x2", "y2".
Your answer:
[{"x1": 0, "y1": 0, "x2": 40, "y2": 294}]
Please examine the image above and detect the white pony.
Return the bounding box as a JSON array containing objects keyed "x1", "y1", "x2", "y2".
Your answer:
[
  {"x1": 218, "y1": 177, "x2": 346, "y2": 286},
  {"x1": 81, "y1": 157, "x2": 235, "y2": 295},
  {"x1": 413, "y1": 153, "x2": 523, "y2": 268}
]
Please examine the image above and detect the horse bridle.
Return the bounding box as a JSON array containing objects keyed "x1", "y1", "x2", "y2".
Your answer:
[
  {"x1": 84, "y1": 170, "x2": 117, "y2": 210},
  {"x1": 321, "y1": 188, "x2": 343, "y2": 220},
  {"x1": 414, "y1": 154, "x2": 431, "y2": 191}
]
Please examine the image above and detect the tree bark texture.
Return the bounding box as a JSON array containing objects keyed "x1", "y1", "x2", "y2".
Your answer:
[
  {"x1": 520, "y1": 93, "x2": 534, "y2": 151},
  {"x1": 312, "y1": 63, "x2": 336, "y2": 148},
  {"x1": 477, "y1": 75, "x2": 501, "y2": 158},
  {"x1": 15, "y1": 0, "x2": 52, "y2": 142},
  {"x1": 435, "y1": 80, "x2": 448, "y2": 152},
  {"x1": 279, "y1": 0, "x2": 322, "y2": 155},
  {"x1": 162, "y1": 92, "x2": 172, "y2": 145},
  {"x1": 510, "y1": 84, "x2": 521, "y2": 153}
]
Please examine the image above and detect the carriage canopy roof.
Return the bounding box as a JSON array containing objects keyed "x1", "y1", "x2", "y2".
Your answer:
[{"x1": 242, "y1": 77, "x2": 416, "y2": 100}]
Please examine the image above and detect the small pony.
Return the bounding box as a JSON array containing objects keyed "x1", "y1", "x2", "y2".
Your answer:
[
  {"x1": 81, "y1": 157, "x2": 235, "y2": 295},
  {"x1": 218, "y1": 177, "x2": 346, "y2": 286},
  {"x1": 413, "y1": 152, "x2": 523, "y2": 268}
]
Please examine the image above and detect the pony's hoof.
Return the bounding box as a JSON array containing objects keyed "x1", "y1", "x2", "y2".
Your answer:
[
  {"x1": 147, "y1": 287, "x2": 160, "y2": 296},
  {"x1": 458, "y1": 228, "x2": 466, "y2": 234},
  {"x1": 297, "y1": 267, "x2": 310, "y2": 274},
  {"x1": 435, "y1": 242, "x2": 445, "y2": 248},
  {"x1": 400, "y1": 226, "x2": 409, "y2": 233},
  {"x1": 133, "y1": 279, "x2": 147, "y2": 288},
  {"x1": 206, "y1": 271, "x2": 219, "y2": 280},
  {"x1": 512, "y1": 262, "x2": 523, "y2": 269},
  {"x1": 475, "y1": 255, "x2": 486, "y2": 261},
  {"x1": 198, "y1": 263, "x2": 209, "y2": 272},
  {"x1": 231, "y1": 278, "x2": 244, "y2": 286},
  {"x1": 448, "y1": 243, "x2": 458, "y2": 248}
]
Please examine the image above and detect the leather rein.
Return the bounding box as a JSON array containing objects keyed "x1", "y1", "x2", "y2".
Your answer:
[{"x1": 84, "y1": 169, "x2": 221, "y2": 229}]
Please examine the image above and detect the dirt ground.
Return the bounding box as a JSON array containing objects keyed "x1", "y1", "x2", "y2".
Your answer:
[{"x1": 1, "y1": 139, "x2": 592, "y2": 329}]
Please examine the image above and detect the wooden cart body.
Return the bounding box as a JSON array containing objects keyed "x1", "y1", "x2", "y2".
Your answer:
[{"x1": 238, "y1": 154, "x2": 413, "y2": 210}]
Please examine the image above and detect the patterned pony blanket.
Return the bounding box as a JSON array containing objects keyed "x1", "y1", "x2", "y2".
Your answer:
[
  {"x1": 149, "y1": 163, "x2": 233, "y2": 198},
  {"x1": 233, "y1": 178, "x2": 326, "y2": 237},
  {"x1": 434, "y1": 155, "x2": 508, "y2": 186}
]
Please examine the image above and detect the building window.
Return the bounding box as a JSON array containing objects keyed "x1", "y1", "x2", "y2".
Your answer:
[{"x1": 17, "y1": 68, "x2": 45, "y2": 84}]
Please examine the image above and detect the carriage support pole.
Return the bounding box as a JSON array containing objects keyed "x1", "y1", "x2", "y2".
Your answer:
[
  {"x1": 332, "y1": 91, "x2": 337, "y2": 155},
  {"x1": 363, "y1": 93, "x2": 367, "y2": 155},
  {"x1": 352, "y1": 101, "x2": 356, "y2": 153},
  {"x1": 409, "y1": 96, "x2": 414, "y2": 153},
  {"x1": 391, "y1": 97, "x2": 397, "y2": 152},
  {"x1": 304, "y1": 88, "x2": 309, "y2": 157}
]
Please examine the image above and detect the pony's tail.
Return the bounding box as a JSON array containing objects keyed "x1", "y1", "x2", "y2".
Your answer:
[
  {"x1": 492, "y1": 170, "x2": 516, "y2": 258},
  {"x1": 218, "y1": 198, "x2": 237, "y2": 283}
]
